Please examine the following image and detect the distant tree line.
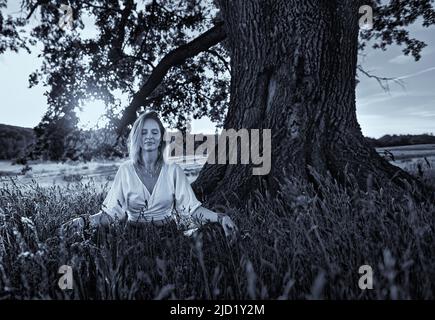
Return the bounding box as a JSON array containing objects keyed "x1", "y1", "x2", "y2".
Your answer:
[
  {"x1": 1, "y1": 123, "x2": 433, "y2": 161},
  {"x1": 0, "y1": 124, "x2": 36, "y2": 161},
  {"x1": 365, "y1": 133, "x2": 435, "y2": 148},
  {"x1": 0, "y1": 123, "x2": 218, "y2": 161},
  {"x1": 0, "y1": 123, "x2": 126, "y2": 162}
]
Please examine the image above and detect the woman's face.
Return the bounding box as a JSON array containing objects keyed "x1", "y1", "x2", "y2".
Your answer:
[{"x1": 141, "y1": 118, "x2": 161, "y2": 152}]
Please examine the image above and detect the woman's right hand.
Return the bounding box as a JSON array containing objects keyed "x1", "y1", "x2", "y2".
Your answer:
[{"x1": 61, "y1": 217, "x2": 85, "y2": 236}]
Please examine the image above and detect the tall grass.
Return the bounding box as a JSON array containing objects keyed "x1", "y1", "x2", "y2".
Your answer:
[{"x1": 0, "y1": 171, "x2": 434, "y2": 299}]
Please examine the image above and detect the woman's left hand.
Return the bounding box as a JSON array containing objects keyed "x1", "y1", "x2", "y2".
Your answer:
[{"x1": 218, "y1": 214, "x2": 239, "y2": 243}]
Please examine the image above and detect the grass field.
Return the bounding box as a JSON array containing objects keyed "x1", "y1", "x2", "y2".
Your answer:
[
  {"x1": 378, "y1": 143, "x2": 435, "y2": 170},
  {"x1": 0, "y1": 146, "x2": 434, "y2": 299}
]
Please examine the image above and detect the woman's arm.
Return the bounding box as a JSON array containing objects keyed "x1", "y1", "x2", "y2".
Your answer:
[
  {"x1": 62, "y1": 209, "x2": 126, "y2": 234},
  {"x1": 61, "y1": 164, "x2": 128, "y2": 234},
  {"x1": 88, "y1": 210, "x2": 115, "y2": 227},
  {"x1": 191, "y1": 206, "x2": 222, "y2": 224},
  {"x1": 171, "y1": 163, "x2": 238, "y2": 240},
  {"x1": 191, "y1": 206, "x2": 238, "y2": 240}
]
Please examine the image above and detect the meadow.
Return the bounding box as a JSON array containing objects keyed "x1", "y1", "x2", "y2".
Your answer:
[{"x1": 0, "y1": 146, "x2": 434, "y2": 299}]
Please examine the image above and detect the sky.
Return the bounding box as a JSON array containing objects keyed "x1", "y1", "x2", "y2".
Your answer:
[
  {"x1": 355, "y1": 21, "x2": 435, "y2": 138},
  {"x1": 1, "y1": 2, "x2": 434, "y2": 138}
]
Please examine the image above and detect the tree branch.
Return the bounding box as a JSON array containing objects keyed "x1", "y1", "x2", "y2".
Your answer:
[
  {"x1": 26, "y1": 4, "x2": 39, "y2": 20},
  {"x1": 357, "y1": 64, "x2": 405, "y2": 92},
  {"x1": 124, "y1": 54, "x2": 155, "y2": 70},
  {"x1": 25, "y1": 0, "x2": 52, "y2": 20},
  {"x1": 116, "y1": 21, "x2": 227, "y2": 135},
  {"x1": 81, "y1": 0, "x2": 123, "y2": 13},
  {"x1": 206, "y1": 49, "x2": 230, "y2": 73}
]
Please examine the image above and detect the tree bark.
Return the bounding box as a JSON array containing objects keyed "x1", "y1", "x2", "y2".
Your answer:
[{"x1": 192, "y1": 0, "x2": 431, "y2": 208}]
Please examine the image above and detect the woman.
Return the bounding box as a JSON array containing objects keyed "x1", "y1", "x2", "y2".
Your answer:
[{"x1": 63, "y1": 109, "x2": 238, "y2": 242}]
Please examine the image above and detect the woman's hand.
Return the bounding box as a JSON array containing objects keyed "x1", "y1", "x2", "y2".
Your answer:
[
  {"x1": 190, "y1": 206, "x2": 239, "y2": 243},
  {"x1": 61, "y1": 212, "x2": 114, "y2": 238},
  {"x1": 61, "y1": 216, "x2": 86, "y2": 236},
  {"x1": 218, "y1": 214, "x2": 239, "y2": 243}
]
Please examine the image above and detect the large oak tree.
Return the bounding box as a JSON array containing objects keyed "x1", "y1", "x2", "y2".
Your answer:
[
  {"x1": 193, "y1": 0, "x2": 435, "y2": 207},
  {"x1": 1, "y1": 0, "x2": 435, "y2": 207}
]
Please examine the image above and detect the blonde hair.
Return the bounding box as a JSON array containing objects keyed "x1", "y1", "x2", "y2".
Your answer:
[{"x1": 128, "y1": 110, "x2": 167, "y2": 166}]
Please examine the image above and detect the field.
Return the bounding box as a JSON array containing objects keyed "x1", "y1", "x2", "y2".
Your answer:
[
  {"x1": 2, "y1": 145, "x2": 435, "y2": 187},
  {"x1": 377, "y1": 144, "x2": 435, "y2": 188},
  {"x1": 0, "y1": 146, "x2": 434, "y2": 299},
  {"x1": 1, "y1": 144, "x2": 435, "y2": 187},
  {"x1": 0, "y1": 155, "x2": 207, "y2": 189}
]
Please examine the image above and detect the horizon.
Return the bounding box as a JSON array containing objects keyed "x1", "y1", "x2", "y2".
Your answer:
[{"x1": 1, "y1": 121, "x2": 434, "y2": 140}]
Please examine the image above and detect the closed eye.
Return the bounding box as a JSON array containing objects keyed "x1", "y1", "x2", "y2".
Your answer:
[{"x1": 142, "y1": 129, "x2": 159, "y2": 135}]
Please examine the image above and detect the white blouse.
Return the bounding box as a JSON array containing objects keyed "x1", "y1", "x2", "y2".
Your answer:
[{"x1": 101, "y1": 160, "x2": 202, "y2": 224}]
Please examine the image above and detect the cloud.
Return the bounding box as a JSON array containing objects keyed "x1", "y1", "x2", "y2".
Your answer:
[
  {"x1": 389, "y1": 55, "x2": 413, "y2": 65},
  {"x1": 389, "y1": 47, "x2": 435, "y2": 65},
  {"x1": 396, "y1": 66, "x2": 435, "y2": 80},
  {"x1": 357, "y1": 90, "x2": 435, "y2": 109},
  {"x1": 358, "y1": 112, "x2": 435, "y2": 138}
]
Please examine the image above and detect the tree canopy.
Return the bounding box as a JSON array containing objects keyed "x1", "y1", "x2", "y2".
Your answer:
[{"x1": 1, "y1": 0, "x2": 434, "y2": 160}]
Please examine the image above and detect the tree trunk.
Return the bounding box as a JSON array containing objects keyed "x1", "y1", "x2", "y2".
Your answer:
[{"x1": 192, "y1": 0, "x2": 430, "y2": 208}]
